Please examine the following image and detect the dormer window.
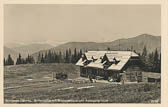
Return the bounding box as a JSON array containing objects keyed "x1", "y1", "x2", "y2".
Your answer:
[
  {"x1": 83, "y1": 60, "x2": 92, "y2": 66},
  {"x1": 91, "y1": 56, "x2": 94, "y2": 60},
  {"x1": 113, "y1": 57, "x2": 120, "y2": 65},
  {"x1": 91, "y1": 56, "x2": 97, "y2": 62},
  {"x1": 101, "y1": 54, "x2": 108, "y2": 63},
  {"x1": 114, "y1": 60, "x2": 120, "y2": 65},
  {"x1": 113, "y1": 57, "x2": 117, "y2": 61},
  {"x1": 82, "y1": 54, "x2": 86, "y2": 61}
]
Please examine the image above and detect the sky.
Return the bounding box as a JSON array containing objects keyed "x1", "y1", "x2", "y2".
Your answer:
[{"x1": 4, "y1": 4, "x2": 161, "y2": 43}]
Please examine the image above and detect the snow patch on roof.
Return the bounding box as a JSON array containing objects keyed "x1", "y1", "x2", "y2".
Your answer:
[{"x1": 76, "y1": 51, "x2": 139, "y2": 70}]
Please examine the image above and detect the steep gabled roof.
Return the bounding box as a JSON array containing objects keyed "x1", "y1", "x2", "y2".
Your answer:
[
  {"x1": 76, "y1": 51, "x2": 139, "y2": 70},
  {"x1": 76, "y1": 51, "x2": 104, "y2": 68},
  {"x1": 87, "y1": 58, "x2": 104, "y2": 69},
  {"x1": 105, "y1": 51, "x2": 136, "y2": 70},
  {"x1": 107, "y1": 57, "x2": 130, "y2": 70}
]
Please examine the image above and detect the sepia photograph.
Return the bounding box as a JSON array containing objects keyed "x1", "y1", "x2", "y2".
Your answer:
[{"x1": 3, "y1": 4, "x2": 161, "y2": 103}]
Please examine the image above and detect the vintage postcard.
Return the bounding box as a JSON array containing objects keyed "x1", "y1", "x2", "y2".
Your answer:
[{"x1": 1, "y1": 0, "x2": 168, "y2": 106}]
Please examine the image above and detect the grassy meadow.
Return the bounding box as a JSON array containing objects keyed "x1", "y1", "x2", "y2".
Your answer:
[{"x1": 4, "y1": 64, "x2": 161, "y2": 103}]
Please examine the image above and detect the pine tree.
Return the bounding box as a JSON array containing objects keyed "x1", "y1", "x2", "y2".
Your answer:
[
  {"x1": 30, "y1": 56, "x2": 35, "y2": 64},
  {"x1": 48, "y1": 50, "x2": 52, "y2": 63},
  {"x1": 60, "y1": 51, "x2": 63, "y2": 63},
  {"x1": 72, "y1": 48, "x2": 77, "y2": 63},
  {"x1": 22, "y1": 58, "x2": 26, "y2": 64},
  {"x1": 74, "y1": 48, "x2": 77, "y2": 57},
  {"x1": 6, "y1": 54, "x2": 14, "y2": 65},
  {"x1": 142, "y1": 45, "x2": 147, "y2": 57},
  {"x1": 25, "y1": 54, "x2": 35, "y2": 64},
  {"x1": 68, "y1": 48, "x2": 72, "y2": 63},
  {"x1": 37, "y1": 53, "x2": 41, "y2": 64},
  {"x1": 153, "y1": 48, "x2": 160, "y2": 73},
  {"x1": 154, "y1": 48, "x2": 159, "y2": 65},
  {"x1": 159, "y1": 52, "x2": 161, "y2": 61},
  {"x1": 141, "y1": 45, "x2": 148, "y2": 63},
  {"x1": 79, "y1": 49, "x2": 82, "y2": 56},
  {"x1": 26, "y1": 54, "x2": 30, "y2": 63},
  {"x1": 148, "y1": 52, "x2": 154, "y2": 63},
  {"x1": 44, "y1": 52, "x2": 48, "y2": 63},
  {"x1": 53, "y1": 51, "x2": 56, "y2": 63},
  {"x1": 159, "y1": 53, "x2": 161, "y2": 73},
  {"x1": 16, "y1": 53, "x2": 22, "y2": 65},
  {"x1": 50, "y1": 51, "x2": 55, "y2": 63},
  {"x1": 76, "y1": 49, "x2": 83, "y2": 63},
  {"x1": 54, "y1": 52, "x2": 58, "y2": 63},
  {"x1": 65, "y1": 49, "x2": 69, "y2": 63},
  {"x1": 41, "y1": 53, "x2": 45, "y2": 63}
]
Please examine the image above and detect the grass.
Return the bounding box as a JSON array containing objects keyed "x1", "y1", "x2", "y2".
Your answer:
[{"x1": 4, "y1": 63, "x2": 161, "y2": 103}]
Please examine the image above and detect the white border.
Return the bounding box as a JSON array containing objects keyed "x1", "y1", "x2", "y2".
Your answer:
[{"x1": 0, "y1": 0, "x2": 167, "y2": 107}]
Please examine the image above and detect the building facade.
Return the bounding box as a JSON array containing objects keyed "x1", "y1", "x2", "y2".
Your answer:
[{"x1": 76, "y1": 51, "x2": 145, "y2": 82}]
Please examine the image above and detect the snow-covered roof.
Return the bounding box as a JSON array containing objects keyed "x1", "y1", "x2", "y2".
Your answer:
[
  {"x1": 107, "y1": 57, "x2": 130, "y2": 70},
  {"x1": 76, "y1": 51, "x2": 139, "y2": 71},
  {"x1": 85, "y1": 51, "x2": 105, "y2": 60},
  {"x1": 87, "y1": 58, "x2": 104, "y2": 69}
]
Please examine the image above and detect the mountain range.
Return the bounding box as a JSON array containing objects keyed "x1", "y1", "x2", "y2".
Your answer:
[
  {"x1": 32, "y1": 34, "x2": 161, "y2": 60},
  {"x1": 4, "y1": 34, "x2": 161, "y2": 62},
  {"x1": 13, "y1": 43, "x2": 54, "y2": 57},
  {"x1": 4, "y1": 43, "x2": 54, "y2": 62}
]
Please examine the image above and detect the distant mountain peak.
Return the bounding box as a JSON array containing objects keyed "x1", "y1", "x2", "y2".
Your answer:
[
  {"x1": 137, "y1": 33, "x2": 160, "y2": 38},
  {"x1": 32, "y1": 33, "x2": 161, "y2": 62}
]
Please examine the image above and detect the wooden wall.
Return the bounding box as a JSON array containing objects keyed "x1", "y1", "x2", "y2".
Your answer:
[
  {"x1": 80, "y1": 66, "x2": 120, "y2": 80},
  {"x1": 80, "y1": 66, "x2": 88, "y2": 77},
  {"x1": 122, "y1": 65, "x2": 143, "y2": 82},
  {"x1": 142, "y1": 72, "x2": 161, "y2": 82}
]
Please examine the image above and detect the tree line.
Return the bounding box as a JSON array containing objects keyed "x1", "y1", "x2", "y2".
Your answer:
[
  {"x1": 140, "y1": 46, "x2": 161, "y2": 73},
  {"x1": 37, "y1": 48, "x2": 83, "y2": 64},
  {"x1": 4, "y1": 48, "x2": 83, "y2": 66},
  {"x1": 4, "y1": 54, "x2": 14, "y2": 66},
  {"x1": 4, "y1": 53, "x2": 35, "y2": 66},
  {"x1": 3, "y1": 47, "x2": 161, "y2": 73}
]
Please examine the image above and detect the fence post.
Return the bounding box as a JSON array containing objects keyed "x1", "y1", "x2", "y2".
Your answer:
[{"x1": 52, "y1": 72, "x2": 54, "y2": 81}]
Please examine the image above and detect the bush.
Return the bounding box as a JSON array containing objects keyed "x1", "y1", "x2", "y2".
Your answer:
[{"x1": 143, "y1": 84, "x2": 151, "y2": 92}]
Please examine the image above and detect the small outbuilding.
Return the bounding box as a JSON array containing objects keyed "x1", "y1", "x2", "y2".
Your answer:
[{"x1": 142, "y1": 72, "x2": 161, "y2": 82}]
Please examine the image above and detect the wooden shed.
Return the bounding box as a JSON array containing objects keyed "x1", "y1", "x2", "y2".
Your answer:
[{"x1": 142, "y1": 72, "x2": 161, "y2": 82}]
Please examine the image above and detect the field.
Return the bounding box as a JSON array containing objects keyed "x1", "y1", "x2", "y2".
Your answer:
[{"x1": 4, "y1": 64, "x2": 161, "y2": 103}]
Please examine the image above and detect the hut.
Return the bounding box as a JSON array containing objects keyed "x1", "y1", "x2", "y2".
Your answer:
[
  {"x1": 142, "y1": 72, "x2": 161, "y2": 82},
  {"x1": 76, "y1": 51, "x2": 145, "y2": 82}
]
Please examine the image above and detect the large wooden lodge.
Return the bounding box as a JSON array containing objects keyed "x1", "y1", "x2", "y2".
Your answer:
[{"x1": 76, "y1": 51, "x2": 161, "y2": 83}]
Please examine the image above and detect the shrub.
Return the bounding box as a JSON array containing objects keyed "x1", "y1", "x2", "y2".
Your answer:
[{"x1": 143, "y1": 84, "x2": 151, "y2": 92}]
